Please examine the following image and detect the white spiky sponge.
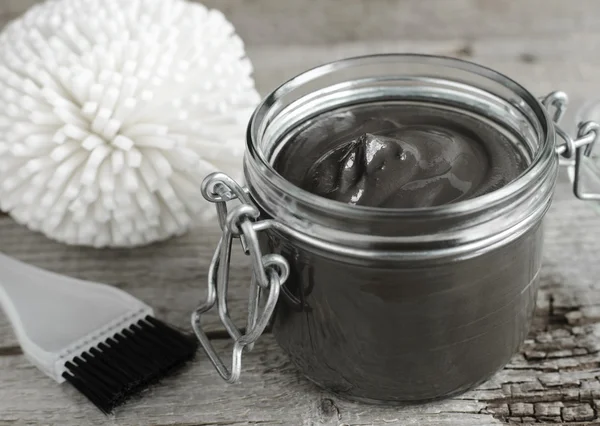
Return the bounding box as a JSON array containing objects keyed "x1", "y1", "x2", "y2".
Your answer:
[{"x1": 0, "y1": 0, "x2": 260, "y2": 247}]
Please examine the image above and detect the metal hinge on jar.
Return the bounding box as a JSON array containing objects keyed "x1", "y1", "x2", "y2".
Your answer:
[
  {"x1": 542, "y1": 91, "x2": 600, "y2": 200},
  {"x1": 191, "y1": 172, "x2": 289, "y2": 383}
]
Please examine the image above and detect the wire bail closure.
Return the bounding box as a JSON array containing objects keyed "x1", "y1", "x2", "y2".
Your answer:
[
  {"x1": 191, "y1": 172, "x2": 290, "y2": 383},
  {"x1": 542, "y1": 91, "x2": 600, "y2": 200}
]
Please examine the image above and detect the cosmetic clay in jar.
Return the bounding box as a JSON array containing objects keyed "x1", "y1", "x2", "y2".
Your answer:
[{"x1": 192, "y1": 55, "x2": 600, "y2": 403}]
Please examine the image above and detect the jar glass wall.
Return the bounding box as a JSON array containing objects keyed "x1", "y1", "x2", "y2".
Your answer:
[{"x1": 241, "y1": 55, "x2": 558, "y2": 401}]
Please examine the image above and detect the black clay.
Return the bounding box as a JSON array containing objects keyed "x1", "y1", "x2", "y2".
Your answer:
[
  {"x1": 274, "y1": 103, "x2": 527, "y2": 208},
  {"x1": 243, "y1": 55, "x2": 559, "y2": 404}
]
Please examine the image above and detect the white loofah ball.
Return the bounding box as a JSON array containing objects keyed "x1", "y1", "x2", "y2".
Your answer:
[{"x1": 0, "y1": 0, "x2": 260, "y2": 247}]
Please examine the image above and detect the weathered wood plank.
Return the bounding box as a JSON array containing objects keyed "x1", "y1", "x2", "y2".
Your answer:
[
  {"x1": 2, "y1": 0, "x2": 600, "y2": 47},
  {"x1": 201, "y1": 0, "x2": 600, "y2": 46},
  {"x1": 0, "y1": 334, "x2": 501, "y2": 426}
]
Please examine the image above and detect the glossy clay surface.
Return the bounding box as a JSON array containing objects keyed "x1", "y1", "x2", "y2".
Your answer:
[{"x1": 273, "y1": 103, "x2": 527, "y2": 208}]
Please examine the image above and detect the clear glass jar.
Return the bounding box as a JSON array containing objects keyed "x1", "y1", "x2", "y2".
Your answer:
[{"x1": 192, "y1": 54, "x2": 599, "y2": 402}]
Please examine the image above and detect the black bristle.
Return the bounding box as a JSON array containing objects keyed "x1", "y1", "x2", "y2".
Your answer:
[
  {"x1": 62, "y1": 316, "x2": 198, "y2": 414},
  {"x1": 88, "y1": 348, "x2": 139, "y2": 384}
]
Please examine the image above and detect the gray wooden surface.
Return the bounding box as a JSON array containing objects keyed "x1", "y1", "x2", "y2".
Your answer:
[
  {"x1": 4, "y1": 1, "x2": 600, "y2": 425},
  {"x1": 4, "y1": 0, "x2": 600, "y2": 47}
]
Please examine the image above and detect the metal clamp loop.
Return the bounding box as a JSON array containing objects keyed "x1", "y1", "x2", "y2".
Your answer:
[
  {"x1": 572, "y1": 121, "x2": 600, "y2": 200},
  {"x1": 541, "y1": 92, "x2": 600, "y2": 200},
  {"x1": 192, "y1": 172, "x2": 290, "y2": 383},
  {"x1": 542, "y1": 91, "x2": 569, "y2": 124}
]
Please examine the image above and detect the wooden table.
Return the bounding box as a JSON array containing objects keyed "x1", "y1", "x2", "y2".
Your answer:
[{"x1": 4, "y1": 3, "x2": 600, "y2": 424}]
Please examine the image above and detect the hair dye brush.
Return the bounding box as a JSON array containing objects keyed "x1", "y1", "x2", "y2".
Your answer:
[{"x1": 0, "y1": 253, "x2": 198, "y2": 413}]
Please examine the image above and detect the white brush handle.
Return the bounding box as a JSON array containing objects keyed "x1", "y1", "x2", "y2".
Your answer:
[{"x1": 0, "y1": 253, "x2": 152, "y2": 382}]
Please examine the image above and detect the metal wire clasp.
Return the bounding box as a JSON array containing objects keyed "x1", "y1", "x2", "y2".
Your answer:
[
  {"x1": 542, "y1": 91, "x2": 600, "y2": 200},
  {"x1": 191, "y1": 172, "x2": 289, "y2": 383}
]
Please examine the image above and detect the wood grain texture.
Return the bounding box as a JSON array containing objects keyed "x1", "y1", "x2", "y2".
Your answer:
[
  {"x1": 0, "y1": 335, "x2": 501, "y2": 426},
  {"x1": 2, "y1": 15, "x2": 600, "y2": 426},
  {"x1": 199, "y1": 0, "x2": 600, "y2": 47},
  {"x1": 2, "y1": 0, "x2": 600, "y2": 47}
]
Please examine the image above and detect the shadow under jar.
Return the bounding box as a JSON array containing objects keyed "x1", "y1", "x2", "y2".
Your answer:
[{"x1": 193, "y1": 54, "x2": 600, "y2": 403}]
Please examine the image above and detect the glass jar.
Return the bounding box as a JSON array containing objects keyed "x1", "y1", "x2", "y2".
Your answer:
[{"x1": 192, "y1": 54, "x2": 599, "y2": 403}]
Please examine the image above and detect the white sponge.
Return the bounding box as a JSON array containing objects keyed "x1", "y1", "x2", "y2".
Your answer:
[{"x1": 0, "y1": 0, "x2": 260, "y2": 247}]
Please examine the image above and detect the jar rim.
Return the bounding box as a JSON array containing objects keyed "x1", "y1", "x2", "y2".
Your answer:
[{"x1": 246, "y1": 54, "x2": 556, "y2": 224}]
